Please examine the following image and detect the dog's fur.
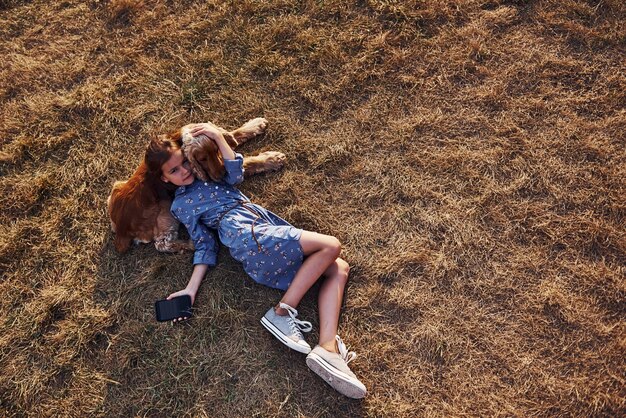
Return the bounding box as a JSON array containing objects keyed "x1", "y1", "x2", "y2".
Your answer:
[{"x1": 107, "y1": 118, "x2": 286, "y2": 253}]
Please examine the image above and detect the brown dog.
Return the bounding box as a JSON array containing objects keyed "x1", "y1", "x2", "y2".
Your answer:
[{"x1": 107, "y1": 118, "x2": 285, "y2": 253}]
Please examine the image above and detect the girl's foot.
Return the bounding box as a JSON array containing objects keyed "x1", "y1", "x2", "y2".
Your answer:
[
  {"x1": 305, "y1": 335, "x2": 367, "y2": 399},
  {"x1": 261, "y1": 302, "x2": 312, "y2": 354}
]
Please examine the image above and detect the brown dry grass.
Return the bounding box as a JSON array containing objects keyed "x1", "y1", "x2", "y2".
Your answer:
[{"x1": 1, "y1": 0, "x2": 625, "y2": 416}]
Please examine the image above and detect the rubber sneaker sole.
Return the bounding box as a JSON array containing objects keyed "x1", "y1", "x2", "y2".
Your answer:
[
  {"x1": 306, "y1": 351, "x2": 367, "y2": 399},
  {"x1": 260, "y1": 317, "x2": 311, "y2": 354}
]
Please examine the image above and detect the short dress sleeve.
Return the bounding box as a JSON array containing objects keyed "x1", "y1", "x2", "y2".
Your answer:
[{"x1": 222, "y1": 152, "x2": 244, "y2": 185}]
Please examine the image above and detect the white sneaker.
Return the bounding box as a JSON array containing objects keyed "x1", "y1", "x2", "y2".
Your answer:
[
  {"x1": 306, "y1": 335, "x2": 367, "y2": 399},
  {"x1": 261, "y1": 302, "x2": 312, "y2": 354}
]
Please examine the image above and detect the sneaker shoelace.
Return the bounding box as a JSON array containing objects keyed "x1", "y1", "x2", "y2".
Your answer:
[
  {"x1": 279, "y1": 302, "x2": 312, "y2": 337},
  {"x1": 335, "y1": 335, "x2": 357, "y2": 364}
]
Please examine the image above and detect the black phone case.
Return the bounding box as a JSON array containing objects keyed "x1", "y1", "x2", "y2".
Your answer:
[{"x1": 154, "y1": 295, "x2": 193, "y2": 322}]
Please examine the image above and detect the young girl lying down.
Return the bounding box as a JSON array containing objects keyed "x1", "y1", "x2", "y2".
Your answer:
[{"x1": 144, "y1": 122, "x2": 366, "y2": 399}]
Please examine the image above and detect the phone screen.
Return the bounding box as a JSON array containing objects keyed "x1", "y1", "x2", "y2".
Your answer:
[{"x1": 154, "y1": 295, "x2": 193, "y2": 322}]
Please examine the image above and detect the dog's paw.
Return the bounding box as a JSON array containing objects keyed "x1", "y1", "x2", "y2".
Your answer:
[
  {"x1": 258, "y1": 151, "x2": 286, "y2": 171},
  {"x1": 242, "y1": 117, "x2": 268, "y2": 136}
]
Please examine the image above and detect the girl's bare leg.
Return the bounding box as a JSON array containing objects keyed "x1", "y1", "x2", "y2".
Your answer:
[
  {"x1": 278, "y1": 230, "x2": 341, "y2": 310},
  {"x1": 317, "y1": 258, "x2": 350, "y2": 353},
  {"x1": 275, "y1": 230, "x2": 350, "y2": 354}
]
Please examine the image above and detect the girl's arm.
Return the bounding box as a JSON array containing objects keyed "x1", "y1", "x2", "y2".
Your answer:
[
  {"x1": 167, "y1": 263, "x2": 208, "y2": 306},
  {"x1": 168, "y1": 202, "x2": 219, "y2": 321},
  {"x1": 213, "y1": 134, "x2": 236, "y2": 161}
]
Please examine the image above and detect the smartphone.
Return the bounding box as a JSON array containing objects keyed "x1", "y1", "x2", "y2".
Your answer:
[{"x1": 154, "y1": 295, "x2": 193, "y2": 322}]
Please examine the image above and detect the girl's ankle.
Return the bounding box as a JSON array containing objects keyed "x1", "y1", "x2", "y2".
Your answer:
[
  {"x1": 320, "y1": 341, "x2": 337, "y2": 353},
  {"x1": 274, "y1": 305, "x2": 288, "y2": 316}
]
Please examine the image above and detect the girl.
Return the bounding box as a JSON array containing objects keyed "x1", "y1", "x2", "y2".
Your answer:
[{"x1": 144, "y1": 123, "x2": 366, "y2": 399}]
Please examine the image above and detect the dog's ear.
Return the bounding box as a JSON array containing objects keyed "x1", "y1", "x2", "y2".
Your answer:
[
  {"x1": 191, "y1": 135, "x2": 226, "y2": 182},
  {"x1": 207, "y1": 150, "x2": 225, "y2": 182},
  {"x1": 185, "y1": 143, "x2": 209, "y2": 182}
]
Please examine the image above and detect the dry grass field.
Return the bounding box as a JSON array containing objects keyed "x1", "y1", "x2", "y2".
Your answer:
[{"x1": 1, "y1": 0, "x2": 624, "y2": 416}]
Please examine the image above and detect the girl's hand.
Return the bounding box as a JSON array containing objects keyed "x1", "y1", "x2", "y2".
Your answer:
[
  {"x1": 190, "y1": 123, "x2": 236, "y2": 160},
  {"x1": 189, "y1": 123, "x2": 223, "y2": 142},
  {"x1": 166, "y1": 288, "x2": 196, "y2": 323}
]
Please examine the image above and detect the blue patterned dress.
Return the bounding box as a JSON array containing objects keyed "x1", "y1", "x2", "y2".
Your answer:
[{"x1": 170, "y1": 153, "x2": 304, "y2": 290}]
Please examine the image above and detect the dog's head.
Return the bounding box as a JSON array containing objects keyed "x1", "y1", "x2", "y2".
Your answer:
[{"x1": 181, "y1": 128, "x2": 225, "y2": 182}]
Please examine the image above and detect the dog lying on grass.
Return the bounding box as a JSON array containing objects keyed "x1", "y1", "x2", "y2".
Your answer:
[{"x1": 107, "y1": 118, "x2": 286, "y2": 253}]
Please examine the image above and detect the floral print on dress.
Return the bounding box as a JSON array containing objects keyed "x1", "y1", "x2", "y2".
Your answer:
[{"x1": 169, "y1": 153, "x2": 304, "y2": 291}]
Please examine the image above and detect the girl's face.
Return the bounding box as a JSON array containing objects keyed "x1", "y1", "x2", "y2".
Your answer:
[{"x1": 161, "y1": 149, "x2": 195, "y2": 186}]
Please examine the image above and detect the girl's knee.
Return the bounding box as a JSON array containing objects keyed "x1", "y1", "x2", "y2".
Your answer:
[
  {"x1": 335, "y1": 258, "x2": 350, "y2": 283},
  {"x1": 326, "y1": 236, "x2": 342, "y2": 259},
  {"x1": 299, "y1": 231, "x2": 342, "y2": 257}
]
